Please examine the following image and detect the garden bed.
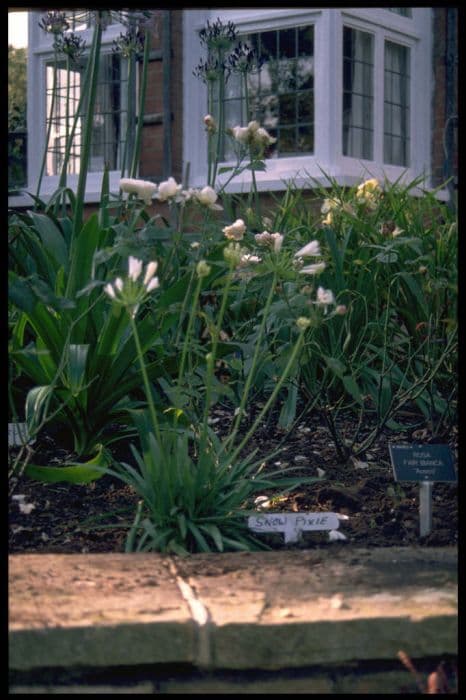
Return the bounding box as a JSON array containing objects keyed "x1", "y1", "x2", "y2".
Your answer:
[{"x1": 9, "y1": 407, "x2": 458, "y2": 554}]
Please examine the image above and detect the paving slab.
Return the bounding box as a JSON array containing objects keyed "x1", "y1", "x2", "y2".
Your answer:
[{"x1": 9, "y1": 547, "x2": 457, "y2": 675}]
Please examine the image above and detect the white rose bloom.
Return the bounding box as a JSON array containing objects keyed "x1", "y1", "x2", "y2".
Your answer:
[
  {"x1": 223, "y1": 218, "x2": 246, "y2": 240},
  {"x1": 156, "y1": 176, "x2": 181, "y2": 201},
  {"x1": 120, "y1": 178, "x2": 157, "y2": 206},
  {"x1": 197, "y1": 186, "x2": 218, "y2": 205},
  {"x1": 232, "y1": 125, "x2": 250, "y2": 143}
]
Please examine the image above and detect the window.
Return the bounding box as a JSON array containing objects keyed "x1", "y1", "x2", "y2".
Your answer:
[
  {"x1": 183, "y1": 8, "x2": 432, "y2": 193},
  {"x1": 45, "y1": 53, "x2": 128, "y2": 176},
  {"x1": 384, "y1": 40, "x2": 410, "y2": 166},
  {"x1": 18, "y1": 10, "x2": 136, "y2": 204},
  {"x1": 342, "y1": 27, "x2": 374, "y2": 160}
]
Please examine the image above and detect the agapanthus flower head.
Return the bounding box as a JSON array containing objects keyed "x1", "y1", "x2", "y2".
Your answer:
[
  {"x1": 38, "y1": 11, "x2": 69, "y2": 35},
  {"x1": 56, "y1": 32, "x2": 86, "y2": 63},
  {"x1": 193, "y1": 55, "x2": 226, "y2": 83},
  {"x1": 199, "y1": 17, "x2": 237, "y2": 51},
  {"x1": 222, "y1": 218, "x2": 246, "y2": 240},
  {"x1": 120, "y1": 177, "x2": 157, "y2": 206},
  {"x1": 254, "y1": 231, "x2": 284, "y2": 252},
  {"x1": 113, "y1": 26, "x2": 145, "y2": 58},
  {"x1": 228, "y1": 41, "x2": 263, "y2": 75},
  {"x1": 224, "y1": 242, "x2": 246, "y2": 267},
  {"x1": 104, "y1": 257, "x2": 159, "y2": 317}
]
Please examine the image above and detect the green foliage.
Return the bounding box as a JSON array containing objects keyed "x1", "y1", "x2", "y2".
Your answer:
[{"x1": 8, "y1": 45, "x2": 27, "y2": 131}]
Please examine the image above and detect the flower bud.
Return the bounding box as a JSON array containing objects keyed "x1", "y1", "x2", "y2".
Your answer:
[
  {"x1": 296, "y1": 316, "x2": 312, "y2": 330},
  {"x1": 196, "y1": 260, "x2": 211, "y2": 278}
]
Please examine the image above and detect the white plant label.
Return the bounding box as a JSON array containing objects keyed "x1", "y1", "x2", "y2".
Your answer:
[
  {"x1": 248, "y1": 512, "x2": 341, "y2": 543},
  {"x1": 8, "y1": 422, "x2": 35, "y2": 447}
]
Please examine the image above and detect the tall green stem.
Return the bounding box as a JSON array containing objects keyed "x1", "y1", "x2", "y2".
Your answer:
[
  {"x1": 200, "y1": 262, "x2": 234, "y2": 451},
  {"x1": 66, "y1": 19, "x2": 102, "y2": 297},
  {"x1": 228, "y1": 329, "x2": 306, "y2": 465},
  {"x1": 223, "y1": 271, "x2": 278, "y2": 452},
  {"x1": 177, "y1": 275, "x2": 203, "y2": 385},
  {"x1": 36, "y1": 45, "x2": 59, "y2": 202},
  {"x1": 129, "y1": 313, "x2": 162, "y2": 446},
  {"x1": 130, "y1": 30, "x2": 151, "y2": 178}
]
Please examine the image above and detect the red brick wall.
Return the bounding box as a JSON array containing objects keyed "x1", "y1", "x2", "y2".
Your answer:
[{"x1": 139, "y1": 10, "x2": 184, "y2": 184}]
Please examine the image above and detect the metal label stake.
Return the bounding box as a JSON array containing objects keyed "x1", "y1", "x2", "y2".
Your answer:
[
  {"x1": 419, "y1": 481, "x2": 433, "y2": 537},
  {"x1": 388, "y1": 443, "x2": 456, "y2": 540}
]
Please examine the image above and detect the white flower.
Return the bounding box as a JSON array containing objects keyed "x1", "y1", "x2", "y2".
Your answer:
[
  {"x1": 156, "y1": 176, "x2": 181, "y2": 201},
  {"x1": 315, "y1": 286, "x2": 335, "y2": 311},
  {"x1": 145, "y1": 277, "x2": 160, "y2": 292},
  {"x1": 254, "y1": 231, "x2": 284, "y2": 252},
  {"x1": 231, "y1": 121, "x2": 276, "y2": 149},
  {"x1": 120, "y1": 177, "x2": 157, "y2": 206},
  {"x1": 204, "y1": 114, "x2": 216, "y2": 132},
  {"x1": 104, "y1": 258, "x2": 160, "y2": 317},
  {"x1": 392, "y1": 226, "x2": 404, "y2": 238},
  {"x1": 192, "y1": 185, "x2": 223, "y2": 210},
  {"x1": 247, "y1": 120, "x2": 260, "y2": 133},
  {"x1": 328, "y1": 529, "x2": 347, "y2": 542},
  {"x1": 232, "y1": 125, "x2": 250, "y2": 143},
  {"x1": 321, "y1": 197, "x2": 338, "y2": 214},
  {"x1": 143, "y1": 261, "x2": 158, "y2": 287},
  {"x1": 271, "y1": 232, "x2": 284, "y2": 252},
  {"x1": 128, "y1": 256, "x2": 143, "y2": 282},
  {"x1": 239, "y1": 253, "x2": 261, "y2": 267},
  {"x1": 295, "y1": 240, "x2": 321, "y2": 258},
  {"x1": 104, "y1": 282, "x2": 116, "y2": 299},
  {"x1": 197, "y1": 186, "x2": 217, "y2": 205},
  {"x1": 223, "y1": 218, "x2": 246, "y2": 240},
  {"x1": 335, "y1": 304, "x2": 347, "y2": 315},
  {"x1": 299, "y1": 262, "x2": 326, "y2": 276},
  {"x1": 254, "y1": 126, "x2": 277, "y2": 147}
]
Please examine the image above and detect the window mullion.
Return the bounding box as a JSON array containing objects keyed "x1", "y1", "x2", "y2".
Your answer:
[{"x1": 314, "y1": 9, "x2": 338, "y2": 168}]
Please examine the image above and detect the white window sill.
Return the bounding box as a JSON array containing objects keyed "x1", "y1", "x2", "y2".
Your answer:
[{"x1": 8, "y1": 189, "x2": 113, "y2": 209}]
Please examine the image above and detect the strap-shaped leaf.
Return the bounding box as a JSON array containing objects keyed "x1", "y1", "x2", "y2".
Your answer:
[{"x1": 24, "y1": 444, "x2": 110, "y2": 484}]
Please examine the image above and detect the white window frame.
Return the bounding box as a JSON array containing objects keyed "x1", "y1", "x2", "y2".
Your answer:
[
  {"x1": 10, "y1": 11, "x2": 128, "y2": 208},
  {"x1": 183, "y1": 8, "x2": 433, "y2": 195}
]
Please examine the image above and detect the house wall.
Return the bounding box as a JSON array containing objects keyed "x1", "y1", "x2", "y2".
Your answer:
[
  {"x1": 139, "y1": 10, "x2": 184, "y2": 184},
  {"x1": 139, "y1": 8, "x2": 457, "y2": 198},
  {"x1": 431, "y1": 8, "x2": 458, "y2": 189}
]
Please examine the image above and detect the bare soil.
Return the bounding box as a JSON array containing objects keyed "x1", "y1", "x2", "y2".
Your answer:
[{"x1": 8, "y1": 408, "x2": 458, "y2": 554}]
